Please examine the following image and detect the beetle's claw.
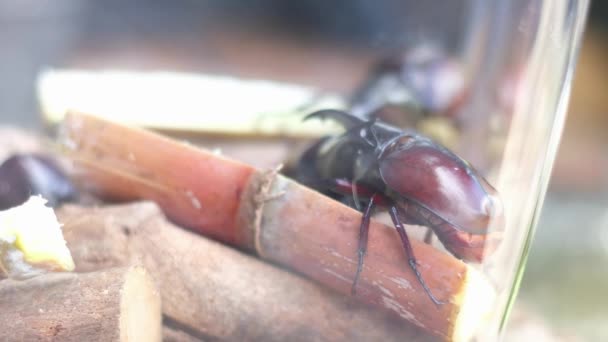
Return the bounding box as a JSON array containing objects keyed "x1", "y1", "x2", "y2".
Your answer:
[
  {"x1": 408, "y1": 259, "x2": 446, "y2": 306},
  {"x1": 429, "y1": 294, "x2": 447, "y2": 306}
]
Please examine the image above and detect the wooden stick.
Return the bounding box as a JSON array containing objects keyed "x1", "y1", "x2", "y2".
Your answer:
[
  {"x1": 0, "y1": 266, "x2": 161, "y2": 342},
  {"x1": 59, "y1": 202, "x2": 435, "y2": 342},
  {"x1": 163, "y1": 325, "x2": 205, "y2": 342},
  {"x1": 59, "y1": 112, "x2": 496, "y2": 341}
]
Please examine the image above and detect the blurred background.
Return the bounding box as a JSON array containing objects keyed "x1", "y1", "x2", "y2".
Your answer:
[
  {"x1": 0, "y1": 1, "x2": 605, "y2": 340},
  {"x1": 513, "y1": 3, "x2": 608, "y2": 340}
]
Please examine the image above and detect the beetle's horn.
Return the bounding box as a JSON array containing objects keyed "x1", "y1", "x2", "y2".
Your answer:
[{"x1": 303, "y1": 109, "x2": 365, "y2": 129}]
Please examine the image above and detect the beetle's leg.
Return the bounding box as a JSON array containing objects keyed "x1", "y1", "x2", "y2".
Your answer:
[
  {"x1": 389, "y1": 206, "x2": 446, "y2": 306},
  {"x1": 351, "y1": 193, "x2": 380, "y2": 295},
  {"x1": 314, "y1": 179, "x2": 391, "y2": 295},
  {"x1": 423, "y1": 228, "x2": 434, "y2": 244},
  {"x1": 350, "y1": 180, "x2": 363, "y2": 211}
]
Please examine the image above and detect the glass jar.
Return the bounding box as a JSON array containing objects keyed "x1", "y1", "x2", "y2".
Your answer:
[{"x1": 2, "y1": 1, "x2": 590, "y2": 341}]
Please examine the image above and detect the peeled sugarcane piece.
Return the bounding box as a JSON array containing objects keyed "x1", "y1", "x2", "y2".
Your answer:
[
  {"x1": 0, "y1": 266, "x2": 161, "y2": 342},
  {"x1": 38, "y1": 69, "x2": 344, "y2": 138},
  {"x1": 0, "y1": 196, "x2": 74, "y2": 278},
  {"x1": 60, "y1": 112, "x2": 496, "y2": 341},
  {"x1": 59, "y1": 202, "x2": 435, "y2": 342}
]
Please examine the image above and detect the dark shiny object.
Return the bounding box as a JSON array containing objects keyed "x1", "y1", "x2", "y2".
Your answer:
[
  {"x1": 350, "y1": 44, "x2": 467, "y2": 122},
  {"x1": 378, "y1": 135, "x2": 503, "y2": 261},
  {"x1": 297, "y1": 109, "x2": 503, "y2": 304},
  {"x1": 0, "y1": 154, "x2": 77, "y2": 210}
]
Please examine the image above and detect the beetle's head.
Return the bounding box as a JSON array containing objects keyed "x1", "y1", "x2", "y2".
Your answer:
[{"x1": 379, "y1": 135, "x2": 504, "y2": 237}]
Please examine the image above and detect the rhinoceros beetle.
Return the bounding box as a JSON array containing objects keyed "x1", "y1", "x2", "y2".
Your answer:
[{"x1": 296, "y1": 109, "x2": 503, "y2": 305}]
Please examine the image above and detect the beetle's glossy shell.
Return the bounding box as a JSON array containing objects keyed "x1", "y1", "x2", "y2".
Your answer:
[{"x1": 379, "y1": 135, "x2": 502, "y2": 236}]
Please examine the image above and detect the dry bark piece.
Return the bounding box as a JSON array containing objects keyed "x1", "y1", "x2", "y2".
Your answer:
[
  {"x1": 59, "y1": 202, "x2": 436, "y2": 342},
  {"x1": 60, "y1": 112, "x2": 496, "y2": 341},
  {"x1": 163, "y1": 325, "x2": 206, "y2": 342},
  {"x1": 0, "y1": 266, "x2": 161, "y2": 342}
]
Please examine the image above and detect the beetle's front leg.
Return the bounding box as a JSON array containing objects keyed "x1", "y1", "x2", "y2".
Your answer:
[
  {"x1": 351, "y1": 192, "x2": 387, "y2": 295},
  {"x1": 423, "y1": 228, "x2": 434, "y2": 244},
  {"x1": 389, "y1": 206, "x2": 445, "y2": 306},
  {"x1": 320, "y1": 179, "x2": 391, "y2": 295}
]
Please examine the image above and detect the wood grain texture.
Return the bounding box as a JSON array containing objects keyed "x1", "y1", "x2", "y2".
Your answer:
[
  {"x1": 0, "y1": 266, "x2": 161, "y2": 342},
  {"x1": 59, "y1": 202, "x2": 437, "y2": 342}
]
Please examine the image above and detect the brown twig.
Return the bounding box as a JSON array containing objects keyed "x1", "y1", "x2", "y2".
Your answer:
[
  {"x1": 59, "y1": 202, "x2": 435, "y2": 342},
  {"x1": 0, "y1": 266, "x2": 161, "y2": 341}
]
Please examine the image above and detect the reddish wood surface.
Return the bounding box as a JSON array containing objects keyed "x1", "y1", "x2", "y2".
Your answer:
[
  {"x1": 62, "y1": 112, "x2": 255, "y2": 245},
  {"x1": 242, "y1": 174, "x2": 467, "y2": 339}
]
